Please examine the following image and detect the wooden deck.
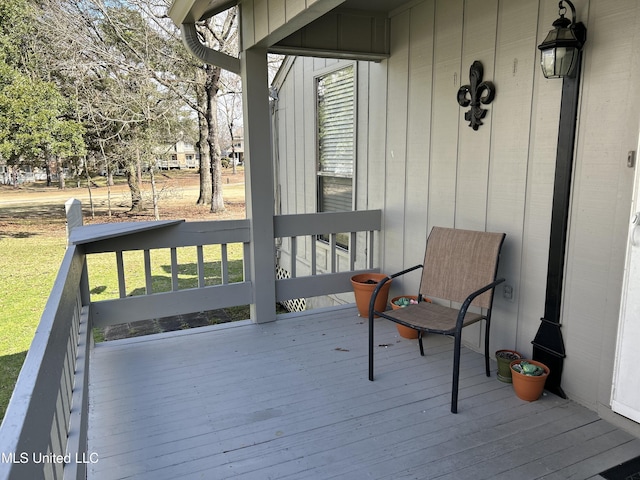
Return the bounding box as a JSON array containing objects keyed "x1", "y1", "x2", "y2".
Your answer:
[{"x1": 88, "y1": 306, "x2": 640, "y2": 480}]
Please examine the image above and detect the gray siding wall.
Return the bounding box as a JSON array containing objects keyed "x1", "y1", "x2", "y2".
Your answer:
[{"x1": 271, "y1": 0, "x2": 640, "y2": 419}]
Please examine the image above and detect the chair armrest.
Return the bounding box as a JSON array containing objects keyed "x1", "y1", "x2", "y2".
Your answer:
[
  {"x1": 465, "y1": 277, "x2": 506, "y2": 304},
  {"x1": 455, "y1": 277, "x2": 506, "y2": 329},
  {"x1": 389, "y1": 264, "x2": 424, "y2": 279},
  {"x1": 368, "y1": 265, "x2": 424, "y2": 318}
]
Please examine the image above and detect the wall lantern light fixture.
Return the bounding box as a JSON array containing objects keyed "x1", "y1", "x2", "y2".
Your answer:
[{"x1": 537, "y1": 0, "x2": 586, "y2": 79}]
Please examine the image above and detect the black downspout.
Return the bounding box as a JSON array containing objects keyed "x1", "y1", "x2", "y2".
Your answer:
[{"x1": 532, "y1": 49, "x2": 584, "y2": 399}]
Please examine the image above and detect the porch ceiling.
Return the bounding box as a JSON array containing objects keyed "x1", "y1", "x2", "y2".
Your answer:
[{"x1": 169, "y1": 0, "x2": 414, "y2": 62}]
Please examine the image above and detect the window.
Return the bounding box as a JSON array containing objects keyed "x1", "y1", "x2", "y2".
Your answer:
[{"x1": 317, "y1": 65, "x2": 355, "y2": 215}]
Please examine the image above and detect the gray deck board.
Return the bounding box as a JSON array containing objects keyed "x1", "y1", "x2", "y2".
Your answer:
[{"x1": 88, "y1": 306, "x2": 639, "y2": 479}]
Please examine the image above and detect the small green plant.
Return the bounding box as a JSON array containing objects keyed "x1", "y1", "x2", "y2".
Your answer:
[
  {"x1": 393, "y1": 296, "x2": 418, "y2": 307},
  {"x1": 512, "y1": 360, "x2": 544, "y2": 376}
]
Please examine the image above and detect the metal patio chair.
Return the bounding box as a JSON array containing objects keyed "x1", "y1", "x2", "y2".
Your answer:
[{"x1": 368, "y1": 226, "x2": 506, "y2": 413}]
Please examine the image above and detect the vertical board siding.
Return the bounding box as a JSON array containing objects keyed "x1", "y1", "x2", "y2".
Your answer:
[
  {"x1": 355, "y1": 62, "x2": 373, "y2": 270},
  {"x1": 271, "y1": 0, "x2": 640, "y2": 414},
  {"x1": 485, "y1": 0, "x2": 540, "y2": 354},
  {"x1": 455, "y1": 0, "x2": 497, "y2": 233},
  {"x1": 427, "y1": 0, "x2": 463, "y2": 230},
  {"x1": 244, "y1": 0, "x2": 344, "y2": 49},
  {"x1": 364, "y1": 61, "x2": 388, "y2": 213},
  {"x1": 383, "y1": 9, "x2": 411, "y2": 280},
  {"x1": 285, "y1": 67, "x2": 297, "y2": 218},
  {"x1": 302, "y1": 58, "x2": 316, "y2": 216},
  {"x1": 286, "y1": 0, "x2": 305, "y2": 19},
  {"x1": 253, "y1": 0, "x2": 269, "y2": 42},
  {"x1": 455, "y1": 0, "x2": 499, "y2": 350},
  {"x1": 269, "y1": 0, "x2": 286, "y2": 30},
  {"x1": 404, "y1": 0, "x2": 435, "y2": 274},
  {"x1": 562, "y1": 0, "x2": 639, "y2": 409},
  {"x1": 294, "y1": 53, "x2": 305, "y2": 216}
]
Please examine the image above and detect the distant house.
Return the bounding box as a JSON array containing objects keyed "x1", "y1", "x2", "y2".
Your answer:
[
  {"x1": 157, "y1": 140, "x2": 199, "y2": 170},
  {"x1": 0, "y1": 161, "x2": 48, "y2": 185}
]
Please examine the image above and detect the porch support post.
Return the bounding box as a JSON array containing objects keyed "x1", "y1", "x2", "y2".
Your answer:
[{"x1": 241, "y1": 47, "x2": 277, "y2": 323}]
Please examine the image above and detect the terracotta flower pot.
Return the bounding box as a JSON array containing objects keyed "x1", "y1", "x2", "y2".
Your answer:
[
  {"x1": 495, "y1": 349, "x2": 523, "y2": 383},
  {"x1": 350, "y1": 273, "x2": 391, "y2": 317},
  {"x1": 390, "y1": 295, "x2": 430, "y2": 339},
  {"x1": 510, "y1": 359, "x2": 550, "y2": 402}
]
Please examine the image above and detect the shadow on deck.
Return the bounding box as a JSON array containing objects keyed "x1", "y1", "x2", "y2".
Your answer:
[{"x1": 88, "y1": 306, "x2": 640, "y2": 480}]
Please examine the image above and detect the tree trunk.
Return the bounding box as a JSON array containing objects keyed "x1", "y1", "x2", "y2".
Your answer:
[
  {"x1": 57, "y1": 157, "x2": 65, "y2": 189},
  {"x1": 45, "y1": 161, "x2": 52, "y2": 187},
  {"x1": 127, "y1": 160, "x2": 144, "y2": 212},
  {"x1": 99, "y1": 145, "x2": 113, "y2": 216},
  {"x1": 86, "y1": 165, "x2": 95, "y2": 219},
  {"x1": 197, "y1": 111, "x2": 212, "y2": 205},
  {"x1": 208, "y1": 79, "x2": 225, "y2": 213},
  {"x1": 136, "y1": 147, "x2": 143, "y2": 189},
  {"x1": 150, "y1": 165, "x2": 159, "y2": 220},
  {"x1": 196, "y1": 68, "x2": 211, "y2": 205},
  {"x1": 229, "y1": 123, "x2": 237, "y2": 175}
]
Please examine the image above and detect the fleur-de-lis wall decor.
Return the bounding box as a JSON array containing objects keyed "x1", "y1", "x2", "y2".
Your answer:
[{"x1": 457, "y1": 61, "x2": 496, "y2": 131}]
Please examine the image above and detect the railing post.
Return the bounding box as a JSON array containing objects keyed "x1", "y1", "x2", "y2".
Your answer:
[
  {"x1": 65, "y1": 198, "x2": 91, "y2": 306},
  {"x1": 65, "y1": 198, "x2": 83, "y2": 245},
  {"x1": 241, "y1": 47, "x2": 277, "y2": 323}
]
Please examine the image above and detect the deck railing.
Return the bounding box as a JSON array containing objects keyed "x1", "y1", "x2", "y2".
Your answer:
[
  {"x1": 0, "y1": 244, "x2": 91, "y2": 480},
  {"x1": 82, "y1": 219, "x2": 254, "y2": 329},
  {"x1": 0, "y1": 208, "x2": 381, "y2": 480}
]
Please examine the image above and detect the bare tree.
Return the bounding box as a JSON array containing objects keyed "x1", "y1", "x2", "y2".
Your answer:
[
  {"x1": 35, "y1": 0, "x2": 242, "y2": 215},
  {"x1": 37, "y1": 0, "x2": 188, "y2": 213}
]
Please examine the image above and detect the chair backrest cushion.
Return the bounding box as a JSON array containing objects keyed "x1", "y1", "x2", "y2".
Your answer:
[{"x1": 419, "y1": 227, "x2": 505, "y2": 309}]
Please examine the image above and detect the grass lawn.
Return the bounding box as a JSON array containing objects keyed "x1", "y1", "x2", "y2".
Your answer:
[
  {"x1": 0, "y1": 169, "x2": 247, "y2": 423},
  {"x1": 0, "y1": 233, "x2": 248, "y2": 421},
  {"x1": 86, "y1": 243, "x2": 246, "y2": 301},
  {"x1": 0, "y1": 230, "x2": 67, "y2": 422}
]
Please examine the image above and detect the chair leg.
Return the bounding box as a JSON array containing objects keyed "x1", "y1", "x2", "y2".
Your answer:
[
  {"x1": 368, "y1": 310, "x2": 375, "y2": 381},
  {"x1": 484, "y1": 318, "x2": 491, "y2": 377},
  {"x1": 418, "y1": 331, "x2": 425, "y2": 356},
  {"x1": 451, "y1": 331, "x2": 462, "y2": 414}
]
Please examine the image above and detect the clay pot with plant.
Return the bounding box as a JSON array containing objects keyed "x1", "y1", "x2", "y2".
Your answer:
[
  {"x1": 351, "y1": 273, "x2": 392, "y2": 317},
  {"x1": 390, "y1": 295, "x2": 431, "y2": 339},
  {"x1": 510, "y1": 359, "x2": 550, "y2": 402},
  {"x1": 495, "y1": 349, "x2": 522, "y2": 383}
]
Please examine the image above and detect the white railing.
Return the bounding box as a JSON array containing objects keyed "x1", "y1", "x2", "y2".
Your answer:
[{"x1": 0, "y1": 208, "x2": 381, "y2": 480}]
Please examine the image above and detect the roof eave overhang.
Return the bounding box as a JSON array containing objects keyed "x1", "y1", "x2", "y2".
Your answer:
[{"x1": 168, "y1": 0, "x2": 237, "y2": 24}]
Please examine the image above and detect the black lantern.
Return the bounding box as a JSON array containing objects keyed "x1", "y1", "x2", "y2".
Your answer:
[{"x1": 537, "y1": 0, "x2": 586, "y2": 79}]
